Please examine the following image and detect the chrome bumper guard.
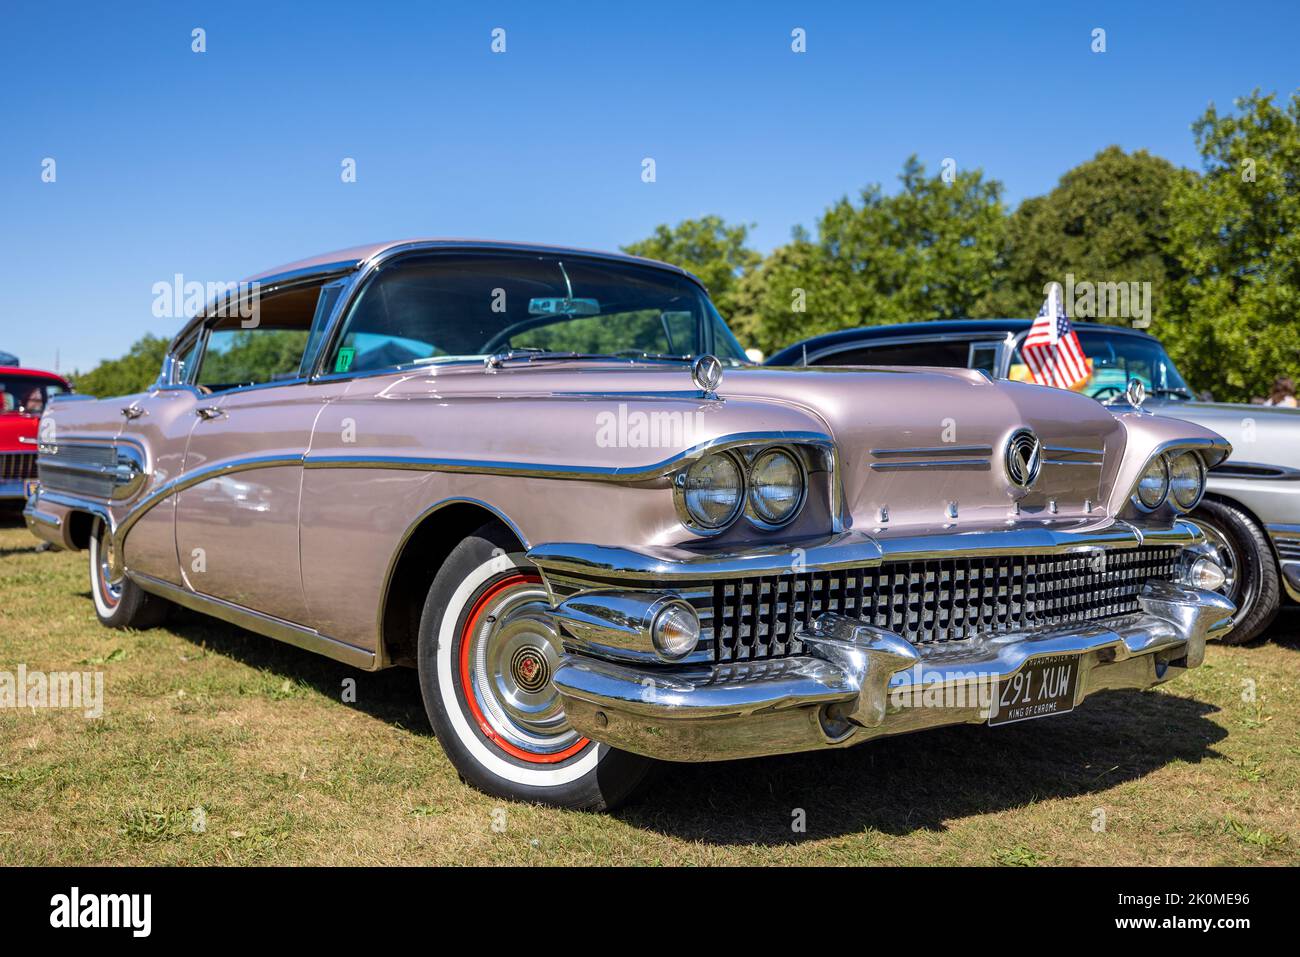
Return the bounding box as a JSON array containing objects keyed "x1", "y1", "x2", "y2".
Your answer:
[{"x1": 551, "y1": 579, "x2": 1235, "y2": 762}]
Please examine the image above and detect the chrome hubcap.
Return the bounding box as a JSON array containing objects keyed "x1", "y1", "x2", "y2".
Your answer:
[
  {"x1": 463, "y1": 577, "x2": 581, "y2": 756},
  {"x1": 96, "y1": 524, "x2": 123, "y2": 604}
]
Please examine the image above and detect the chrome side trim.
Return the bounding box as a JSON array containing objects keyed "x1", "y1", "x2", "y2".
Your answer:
[
  {"x1": 110, "y1": 435, "x2": 834, "y2": 583},
  {"x1": 305, "y1": 431, "x2": 835, "y2": 482},
  {"x1": 130, "y1": 573, "x2": 377, "y2": 671},
  {"x1": 108, "y1": 454, "x2": 301, "y2": 577}
]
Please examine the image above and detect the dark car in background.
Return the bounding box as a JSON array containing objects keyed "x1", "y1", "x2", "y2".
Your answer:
[{"x1": 769, "y1": 320, "x2": 1300, "y2": 644}]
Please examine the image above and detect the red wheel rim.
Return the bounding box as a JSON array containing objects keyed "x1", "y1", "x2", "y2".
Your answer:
[{"x1": 458, "y1": 571, "x2": 589, "y2": 764}]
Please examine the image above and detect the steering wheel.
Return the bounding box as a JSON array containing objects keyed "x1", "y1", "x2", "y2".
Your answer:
[{"x1": 1090, "y1": 386, "x2": 1124, "y2": 402}]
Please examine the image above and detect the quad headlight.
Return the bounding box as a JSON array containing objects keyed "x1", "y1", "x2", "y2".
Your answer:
[
  {"x1": 680, "y1": 452, "x2": 744, "y2": 529},
  {"x1": 1132, "y1": 449, "x2": 1207, "y2": 512},
  {"x1": 676, "y1": 445, "x2": 811, "y2": 533},
  {"x1": 746, "y1": 448, "x2": 806, "y2": 527},
  {"x1": 1134, "y1": 456, "x2": 1170, "y2": 510},
  {"x1": 1167, "y1": 451, "x2": 1206, "y2": 510}
]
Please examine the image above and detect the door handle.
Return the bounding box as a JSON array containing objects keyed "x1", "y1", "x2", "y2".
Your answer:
[
  {"x1": 120, "y1": 404, "x2": 145, "y2": 420},
  {"x1": 195, "y1": 406, "x2": 225, "y2": 420}
]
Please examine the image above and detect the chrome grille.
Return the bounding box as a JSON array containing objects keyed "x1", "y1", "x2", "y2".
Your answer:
[
  {"x1": 1, "y1": 452, "x2": 37, "y2": 481},
  {"x1": 710, "y1": 547, "x2": 1180, "y2": 662}
]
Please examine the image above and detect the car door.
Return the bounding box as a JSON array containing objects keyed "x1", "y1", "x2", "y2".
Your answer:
[{"x1": 173, "y1": 283, "x2": 347, "y2": 623}]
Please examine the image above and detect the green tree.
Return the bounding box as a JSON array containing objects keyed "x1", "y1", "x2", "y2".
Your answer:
[
  {"x1": 980, "y1": 146, "x2": 1194, "y2": 324},
  {"x1": 733, "y1": 156, "x2": 1006, "y2": 354},
  {"x1": 1163, "y1": 90, "x2": 1300, "y2": 401},
  {"x1": 621, "y1": 215, "x2": 761, "y2": 332},
  {"x1": 71, "y1": 335, "x2": 169, "y2": 398}
]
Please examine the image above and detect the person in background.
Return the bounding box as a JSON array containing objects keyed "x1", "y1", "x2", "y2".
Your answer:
[
  {"x1": 19, "y1": 385, "x2": 44, "y2": 415},
  {"x1": 1264, "y1": 376, "x2": 1298, "y2": 408}
]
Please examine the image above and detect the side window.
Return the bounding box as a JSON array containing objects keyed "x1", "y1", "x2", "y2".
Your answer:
[
  {"x1": 175, "y1": 336, "x2": 202, "y2": 385},
  {"x1": 969, "y1": 342, "x2": 1000, "y2": 375},
  {"x1": 813, "y1": 340, "x2": 971, "y2": 367},
  {"x1": 194, "y1": 285, "x2": 320, "y2": 392}
]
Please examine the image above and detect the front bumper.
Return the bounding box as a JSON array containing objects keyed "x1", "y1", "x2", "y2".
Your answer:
[{"x1": 551, "y1": 579, "x2": 1234, "y2": 762}]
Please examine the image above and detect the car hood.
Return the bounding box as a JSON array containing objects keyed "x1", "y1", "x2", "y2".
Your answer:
[{"x1": 385, "y1": 361, "x2": 1219, "y2": 529}]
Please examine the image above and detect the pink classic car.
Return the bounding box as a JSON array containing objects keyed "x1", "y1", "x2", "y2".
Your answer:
[{"x1": 26, "y1": 241, "x2": 1236, "y2": 809}]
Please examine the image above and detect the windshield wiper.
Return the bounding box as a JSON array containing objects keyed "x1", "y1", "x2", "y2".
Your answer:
[{"x1": 485, "y1": 348, "x2": 616, "y2": 369}]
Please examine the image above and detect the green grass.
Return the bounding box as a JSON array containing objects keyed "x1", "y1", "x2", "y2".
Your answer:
[{"x1": 1, "y1": 513, "x2": 1297, "y2": 865}]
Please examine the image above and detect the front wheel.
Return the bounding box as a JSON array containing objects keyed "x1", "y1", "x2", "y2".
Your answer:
[
  {"x1": 88, "y1": 518, "x2": 170, "y2": 629},
  {"x1": 416, "y1": 521, "x2": 656, "y2": 810},
  {"x1": 1189, "y1": 500, "x2": 1280, "y2": 645}
]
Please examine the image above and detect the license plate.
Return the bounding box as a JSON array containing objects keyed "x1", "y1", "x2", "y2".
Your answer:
[{"x1": 989, "y1": 654, "x2": 1079, "y2": 726}]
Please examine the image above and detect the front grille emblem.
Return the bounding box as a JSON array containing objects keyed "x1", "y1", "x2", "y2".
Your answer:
[{"x1": 1005, "y1": 429, "x2": 1042, "y2": 489}]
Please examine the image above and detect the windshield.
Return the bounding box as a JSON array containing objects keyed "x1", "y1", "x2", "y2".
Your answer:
[
  {"x1": 1, "y1": 375, "x2": 67, "y2": 415},
  {"x1": 327, "y1": 252, "x2": 748, "y2": 376},
  {"x1": 1011, "y1": 329, "x2": 1192, "y2": 400}
]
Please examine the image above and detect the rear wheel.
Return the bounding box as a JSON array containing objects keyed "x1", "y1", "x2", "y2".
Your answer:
[
  {"x1": 416, "y1": 521, "x2": 656, "y2": 810},
  {"x1": 88, "y1": 518, "x2": 169, "y2": 629},
  {"x1": 1189, "y1": 499, "x2": 1279, "y2": 645}
]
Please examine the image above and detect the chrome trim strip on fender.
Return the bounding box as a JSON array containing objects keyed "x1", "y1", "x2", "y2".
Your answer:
[
  {"x1": 105, "y1": 432, "x2": 836, "y2": 579},
  {"x1": 305, "y1": 431, "x2": 835, "y2": 482},
  {"x1": 130, "y1": 572, "x2": 377, "y2": 671}
]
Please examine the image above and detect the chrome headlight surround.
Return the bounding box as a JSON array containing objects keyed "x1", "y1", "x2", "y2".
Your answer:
[
  {"x1": 1132, "y1": 455, "x2": 1171, "y2": 511},
  {"x1": 1167, "y1": 450, "x2": 1207, "y2": 512},
  {"x1": 744, "y1": 446, "x2": 808, "y2": 529},
  {"x1": 674, "y1": 450, "x2": 745, "y2": 533}
]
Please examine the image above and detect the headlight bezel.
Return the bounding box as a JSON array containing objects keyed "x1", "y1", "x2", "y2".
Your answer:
[
  {"x1": 1132, "y1": 455, "x2": 1171, "y2": 511},
  {"x1": 675, "y1": 450, "x2": 746, "y2": 532},
  {"x1": 1131, "y1": 449, "x2": 1209, "y2": 514},
  {"x1": 744, "y1": 446, "x2": 808, "y2": 530},
  {"x1": 673, "y1": 442, "x2": 816, "y2": 535},
  {"x1": 1167, "y1": 450, "x2": 1207, "y2": 511}
]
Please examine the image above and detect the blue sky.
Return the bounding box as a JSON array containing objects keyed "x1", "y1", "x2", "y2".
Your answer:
[{"x1": 1, "y1": 0, "x2": 1296, "y2": 373}]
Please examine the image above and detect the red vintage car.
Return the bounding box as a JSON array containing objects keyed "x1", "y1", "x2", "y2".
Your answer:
[{"x1": 1, "y1": 367, "x2": 71, "y2": 502}]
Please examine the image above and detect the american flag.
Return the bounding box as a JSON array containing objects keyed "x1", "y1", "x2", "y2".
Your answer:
[{"x1": 1022, "y1": 283, "x2": 1090, "y2": 390}]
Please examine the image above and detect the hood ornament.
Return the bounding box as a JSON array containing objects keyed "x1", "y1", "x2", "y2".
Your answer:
[
  {"x1": 1005, "y1": 429, "x2": 1043, "y2": 489},
  {"x1": 1125, "y1": 377, "x2": 1147, "y2": 412},
  {"x1": 692, "y1": 354, "x2": 723, "y2": 398}
]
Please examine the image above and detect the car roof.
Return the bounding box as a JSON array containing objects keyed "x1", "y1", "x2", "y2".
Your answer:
[
  {"x1": 245, "y1": 238, "x2": 700, "y2": 283},
  {"x1": 0, "y1": 366, "x2": 68, "y2": 382},
  {"x1": 766, "y1": 318, "x2": 1159, "y2": 364}
]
